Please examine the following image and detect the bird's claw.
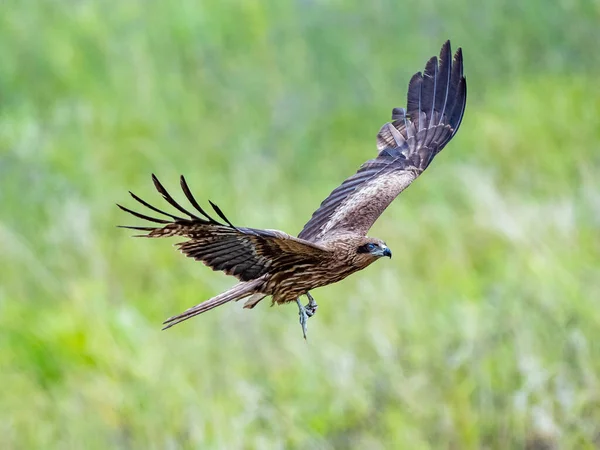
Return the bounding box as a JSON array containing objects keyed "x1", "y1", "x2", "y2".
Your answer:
[
  {"x1": 296, "y1": 293, "x2": 318, "y2": 340},
  {"x1": 305, "y1": 291, "x2": 318, "y2": 317},
  {"x1": 298, "y1": 301, "x2": 309, "y2": 340}
]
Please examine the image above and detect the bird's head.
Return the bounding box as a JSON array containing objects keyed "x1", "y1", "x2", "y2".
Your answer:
[{"x1": 353, "y1": 237, "x2": 392, "y2": 267}]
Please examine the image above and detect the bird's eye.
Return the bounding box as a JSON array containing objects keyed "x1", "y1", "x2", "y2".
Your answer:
[{"x1": 357, "y1": 242, "x2": 378, "y2": 253}]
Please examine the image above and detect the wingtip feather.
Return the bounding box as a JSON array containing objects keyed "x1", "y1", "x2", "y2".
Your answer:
[{"x1": 208, "y1": 200, "x2": 236, "y2": 229}]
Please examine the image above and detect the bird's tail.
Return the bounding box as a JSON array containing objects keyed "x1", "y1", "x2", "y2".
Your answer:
[{"x1": 162, "y1": 278, "x2": 264, "y2": 330}]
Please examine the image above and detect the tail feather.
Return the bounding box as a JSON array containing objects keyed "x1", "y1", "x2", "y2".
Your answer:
[
  {"x1": 243, "y1": 293, "x2": 268, "y2": 309},
  {"x1": 162, "y1": 278, "x2": 265, "y2": 330}
]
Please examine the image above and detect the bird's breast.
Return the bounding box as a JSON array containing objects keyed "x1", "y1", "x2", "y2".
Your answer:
[{"x1": 266, "y1": 259, "x2": 360, "y2": 304}]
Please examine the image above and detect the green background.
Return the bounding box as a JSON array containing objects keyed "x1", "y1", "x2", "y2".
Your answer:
[{"x1": 2, "y1": 0, "x2": 599, "y2": 448}]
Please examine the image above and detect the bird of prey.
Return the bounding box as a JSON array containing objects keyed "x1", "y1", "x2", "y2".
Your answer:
[{"x1": 118, "y1": 40, "x2": 466, "y2": 338}]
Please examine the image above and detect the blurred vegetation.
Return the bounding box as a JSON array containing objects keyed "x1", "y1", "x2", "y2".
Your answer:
[{"x1": 1, "y1": 0, "x2": 600, "y2": 448}]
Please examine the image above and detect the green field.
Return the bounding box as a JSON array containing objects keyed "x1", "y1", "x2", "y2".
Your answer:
[{"x1": 2, "y1": 0, "x2": 600, "y2": 448}]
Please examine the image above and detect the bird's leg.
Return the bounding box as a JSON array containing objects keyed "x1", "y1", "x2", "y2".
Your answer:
[
  {"x1": 296, "y1": 293, "x2": 318, "y2": 339},
  {"x1": 305, "y1": 292, "x2": 318, "y2": 318},
  {"x1": 296, "y1": 298, "x2": 309, "y2": 340}
]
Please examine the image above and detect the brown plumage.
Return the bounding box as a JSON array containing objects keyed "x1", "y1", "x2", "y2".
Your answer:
[{"x1": 118, "y1": 41, "x2": 467, "y2": 337}]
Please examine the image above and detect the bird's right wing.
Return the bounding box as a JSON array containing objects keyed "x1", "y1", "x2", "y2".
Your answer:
[
  {"x1": 298, "y1": 41, "x2": 466, "y2": 242},
  {"x1": 118, "y1": 175, "x2": 330, "y2": 282}
]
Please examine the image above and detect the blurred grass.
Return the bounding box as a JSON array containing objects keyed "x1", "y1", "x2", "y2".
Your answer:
[{"x1": 1, "y1": 0, "x2": 600, "y2": 448}]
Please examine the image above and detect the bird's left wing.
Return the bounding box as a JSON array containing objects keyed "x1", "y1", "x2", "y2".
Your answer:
[
  {"x1": 118, "y1": 175, "x2": 330, "y2": 282},
  {"x1": 298, "y1": 41, "x2": 466, "y2": 242}
]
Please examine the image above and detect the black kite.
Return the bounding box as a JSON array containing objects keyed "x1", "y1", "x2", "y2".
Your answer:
[{"x1": 119, "y1": 41, "x2": 467, "y2": 338}]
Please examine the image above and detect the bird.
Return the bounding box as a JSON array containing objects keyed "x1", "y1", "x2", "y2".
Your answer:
[{"x1": 118, "y1": 40, "x2": 467, "y2": 339}]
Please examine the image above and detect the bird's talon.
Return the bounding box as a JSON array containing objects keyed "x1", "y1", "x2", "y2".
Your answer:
[
  {"x1": 299, "y1": 309, "x2": 308, "y2": 339},
  {"x1": 305, "y1": 304, "x2": 318, "y2": 317},
  {"x1": 296, "y1": 298, "x2": 309, "y2": 339},
  {"x1": 305, "y1": 292, "x2": 318, "y2": 317}
]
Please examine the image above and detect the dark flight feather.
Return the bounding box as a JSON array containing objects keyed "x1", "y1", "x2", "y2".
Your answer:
[
  {"x1": 179, "y1": 175, "x2": 220, "y2": 224},
  {"x1": 151, "y1": 174, "x2": 200, "y2": 220}
]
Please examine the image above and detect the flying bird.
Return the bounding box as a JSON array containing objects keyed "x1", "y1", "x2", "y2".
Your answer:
[{"x1": 118, "y1": 40, "x2": 467, "y2": 338}]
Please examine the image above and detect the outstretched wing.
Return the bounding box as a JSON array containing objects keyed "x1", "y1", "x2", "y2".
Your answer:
[
  {"x1": 298, "y1": 40, "x2": 466, "y2": 242},
  {"x1": 118, "y1": 175, "x2": 330, "y2": 282}
]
